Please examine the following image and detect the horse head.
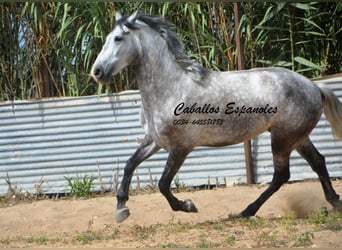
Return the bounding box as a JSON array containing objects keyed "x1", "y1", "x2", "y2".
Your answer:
[{"x1": 91, "y1": 11, "x2": 140, "y2": 83}]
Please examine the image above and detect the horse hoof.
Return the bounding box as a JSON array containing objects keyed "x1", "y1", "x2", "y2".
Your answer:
[
  {"x1": 183, "y1": 199, "x2": 198, "y2": 212},
  {"x1": 227, "y1": 210, "x2": 252, "y2": 219},
  {"x1": 228, "y1": 213, "x2": 243, "y2": 219},
  {"x1": 116, "y1": 207, "x2": 130, "y2": 223}
]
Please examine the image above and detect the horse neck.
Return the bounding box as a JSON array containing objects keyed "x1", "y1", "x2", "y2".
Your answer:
[{"x1": 134, "y1": 31, "x2": 188, "y2": 100}]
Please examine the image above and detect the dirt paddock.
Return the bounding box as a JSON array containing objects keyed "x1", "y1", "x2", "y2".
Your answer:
[{"x1": 1, "y1": 179, "x2": 342, "y2": 248}]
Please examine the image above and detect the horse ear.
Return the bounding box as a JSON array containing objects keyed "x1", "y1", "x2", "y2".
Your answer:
[
  {"x1": 127, "y1": 10, "x2": 138, "y2": 24},
  {"x1": 115, "y1": 11, "x2": 122, "y2": 21}
]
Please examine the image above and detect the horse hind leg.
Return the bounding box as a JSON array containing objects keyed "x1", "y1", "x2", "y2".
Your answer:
[
  {"x1": 238, "y1": 157, "x2": 290, "y2": 217},
  {"x1": 238, "y1": 131, "x2": 292, "y2": 217},
  {"x1": 296, "y1": 138, "x2": 342, "y2": 210}
]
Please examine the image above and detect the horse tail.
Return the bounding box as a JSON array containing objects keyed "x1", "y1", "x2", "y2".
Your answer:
[{"x1": 320, "y1": 87, "x2": 342, "y2": 139}]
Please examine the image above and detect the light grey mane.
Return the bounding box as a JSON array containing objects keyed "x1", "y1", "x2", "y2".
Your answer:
[{"x1": 118, "y1": 13, "x2": 207, "y2": 82}]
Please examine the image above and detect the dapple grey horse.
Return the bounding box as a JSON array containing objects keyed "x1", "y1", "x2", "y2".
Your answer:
[{"x1": 91, "y1": 11, "x2": 342, "y2": 223}]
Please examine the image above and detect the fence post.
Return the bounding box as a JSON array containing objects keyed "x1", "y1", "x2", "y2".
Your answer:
[{"x1": 233, "y1": 2, "x2": 255, "y2": 184}]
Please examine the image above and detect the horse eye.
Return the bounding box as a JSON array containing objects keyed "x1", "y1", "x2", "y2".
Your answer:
[{"x1": 114, "y1": 36, "x2": 123, "y2": 42}]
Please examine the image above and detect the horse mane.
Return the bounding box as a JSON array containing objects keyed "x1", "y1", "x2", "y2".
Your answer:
[{"x1": 119, "y1": 13, "x2": 208, "y2": 83}]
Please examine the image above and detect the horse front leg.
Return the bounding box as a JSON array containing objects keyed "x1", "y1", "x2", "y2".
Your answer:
[
  {"x1": 116, "y1": 135, "x2": 160, "y2": 223},
  {"x1": 159, "y1": 148, "x2": 198, "y2": 213}
]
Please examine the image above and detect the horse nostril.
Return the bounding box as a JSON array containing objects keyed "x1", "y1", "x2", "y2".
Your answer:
[{"x1": 93, "y1": 67, "x2": 103, "y2": 79}]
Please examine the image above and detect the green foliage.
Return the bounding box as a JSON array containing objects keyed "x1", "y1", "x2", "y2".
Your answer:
[
  {"x1": 1, "y1": 2, "x2": 341, "y2": 101},
  {"x1": 246, "y1": 216, "x2": 265, "y2": 230},
  {"x1": 24, "y1": 235, "x2": 60, "y2": 245},
  {"x1": 173, "y1": 175, "x2": 181, "y2": 191},
  {"x1": 295, "y1": 230, "x2": 314, "y2": 247},
  {"x1": 240, "y1": 2, "x2": 341, "y2": 75},
  {"x1": 64, "y1": 174, "x2": 96, "y2": 198},
  {"x1": 225, "y1": 235, "x2": 236, "y2": 246},
  {"x1": 36, "y1": 235, "x2": 49, "y2": 245},
  {"x1": 197, "y1": 238, "x2": 211, "y2": 248},
  {"x1": 73, "y1": 230, "x2": 101, "y2": 245},
  {"x1": 257, "y1": 230, "x2": 279, "y2": 247},
  {"x1": 307, "y1": 206, "x2": 329, "y2": 225},
  {"x1": 130, "y1": 224, "x2": 157, "y2": 240}
]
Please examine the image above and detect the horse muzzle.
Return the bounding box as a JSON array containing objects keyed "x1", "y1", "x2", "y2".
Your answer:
[{"x1": 91, "y1": 64, "x2": 114, "y2": 84}]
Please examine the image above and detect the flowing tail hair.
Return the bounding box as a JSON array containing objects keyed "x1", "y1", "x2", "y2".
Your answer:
[{"x1": 320, "y1": 87, "x2": 342, "y2": 139}]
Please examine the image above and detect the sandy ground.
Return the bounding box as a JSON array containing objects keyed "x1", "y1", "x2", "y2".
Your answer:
[{"x1": 1, "y1": 179, "x2": 342, "y2": 247}]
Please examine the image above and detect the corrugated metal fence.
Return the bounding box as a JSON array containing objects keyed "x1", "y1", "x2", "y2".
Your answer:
[{"x1": 1, "y1": 76, "x2": 342, "y2": 196}]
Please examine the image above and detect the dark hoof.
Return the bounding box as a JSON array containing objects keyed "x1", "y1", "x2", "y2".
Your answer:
[
  {"x1": 228, "y1": 211, "x2": 256, "y2": 220},
  {"x1": 229, "y1": 208, "x2": 253, "y2": 219},
  {"x1": 228, "y1": 212, "x2": 250, "y2": 219},
  {"x1": 116, "y1": 207, "x2": 130, "y2": 223},
  {"x1": 183, "y1": 199, "x2": 198, "y2": 212},
  {"x1": 228, "y1": 213, "x2": 243, "y2": 219},
  {"x1": 238, "y1": 211, "x2": 252, "y2": 218}
]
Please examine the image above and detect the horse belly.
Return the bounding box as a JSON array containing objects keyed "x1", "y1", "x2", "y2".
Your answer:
[{"x1": 195, "y1": 115, "x2": 272, "y2": 147}]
